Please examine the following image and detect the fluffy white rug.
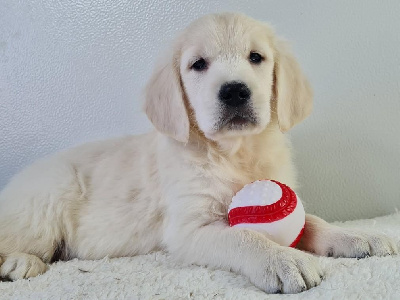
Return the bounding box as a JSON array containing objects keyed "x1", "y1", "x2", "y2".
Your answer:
[{"x1": 1, "y1": 213, "x2": 400, "y2": 300}]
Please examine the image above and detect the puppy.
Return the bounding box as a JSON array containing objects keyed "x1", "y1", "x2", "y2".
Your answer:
[{"x1": 0, "y1": 13, "x2": 397, "y2": 294}]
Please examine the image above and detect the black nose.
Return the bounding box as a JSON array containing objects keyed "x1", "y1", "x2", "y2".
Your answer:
[{"x1": 218, "y1": 81, "x2": 251, "y2": 107}]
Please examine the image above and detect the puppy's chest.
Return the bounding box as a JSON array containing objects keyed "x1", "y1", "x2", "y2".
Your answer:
[{"x1": 209, "y1": 160, "x2": 272, "y2": 211}]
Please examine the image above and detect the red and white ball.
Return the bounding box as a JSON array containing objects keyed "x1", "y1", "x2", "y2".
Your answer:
[{"x1": 228, "y1": 180, "x2": 305, "y2": 247}]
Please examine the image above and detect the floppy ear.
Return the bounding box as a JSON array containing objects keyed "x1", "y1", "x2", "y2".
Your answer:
[
  {"x1": 273, "y1": 40, "x2": 313, "y2": 132},
  {"x1": 144, "y1": 50, "x2": 189, "y2": 143}
]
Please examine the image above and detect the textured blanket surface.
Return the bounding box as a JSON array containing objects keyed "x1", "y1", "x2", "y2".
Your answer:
[{"x1": 1, "y1": 213, "x2": 400, "y2": 300}]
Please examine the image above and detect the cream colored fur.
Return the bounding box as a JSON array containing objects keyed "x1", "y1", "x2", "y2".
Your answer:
[{"x1": 0, "y1": 13, "x2": 397, "y2": 294}]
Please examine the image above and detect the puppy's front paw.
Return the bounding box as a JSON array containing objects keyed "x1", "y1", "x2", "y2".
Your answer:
[
  {"x1": 0, "y1": 253, "x2": 48, "y2": 280},
  {"x1": 313, "y1": 228, "x2": 398, "y2": 258},
  {"x1": 247, "y1": 247, "x2": 323, "y2": 294}
]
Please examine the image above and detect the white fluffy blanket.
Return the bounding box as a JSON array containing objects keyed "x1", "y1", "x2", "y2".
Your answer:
[{"x1": 1, "y1": 213, "x2": 400, "y2": 300}]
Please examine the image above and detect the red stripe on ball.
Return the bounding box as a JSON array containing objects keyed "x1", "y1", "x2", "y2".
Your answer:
[
  {"x1": 289, "y1": 225, "x2": 305, "y2": 248},
  {"x1": 228, "y1": 180, "x2": 297, "y2": 226}
]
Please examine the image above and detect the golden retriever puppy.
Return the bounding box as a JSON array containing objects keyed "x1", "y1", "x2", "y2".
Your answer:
[{"x1": 0, "y1": 13, "x2": 397, "y2": 294}]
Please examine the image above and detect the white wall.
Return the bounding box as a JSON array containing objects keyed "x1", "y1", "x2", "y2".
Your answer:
[{"x1": 1, "y1": 1, "x2": 399, "y2": 221}]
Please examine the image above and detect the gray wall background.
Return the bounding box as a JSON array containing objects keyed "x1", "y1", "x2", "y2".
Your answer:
[{"x1": 1, "y1": 1, "x2": 399, "y2": 221}]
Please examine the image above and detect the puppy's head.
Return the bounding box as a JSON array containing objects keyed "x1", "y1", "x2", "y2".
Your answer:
[{"x1": 144, "y1": 13, "x2": 312, "y2": 143}]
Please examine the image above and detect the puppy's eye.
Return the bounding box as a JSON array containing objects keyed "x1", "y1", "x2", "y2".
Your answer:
[
  {"x1": 249, "y1": 52, "x2": 263, "y2": 64},
  {"x1": 191, "y1": 58, "x2": 208, "y2": 71}
]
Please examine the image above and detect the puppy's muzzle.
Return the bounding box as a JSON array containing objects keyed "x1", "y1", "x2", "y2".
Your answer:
[{"x1": 215, "y1": 81, "x2": 257, "y2": 131}]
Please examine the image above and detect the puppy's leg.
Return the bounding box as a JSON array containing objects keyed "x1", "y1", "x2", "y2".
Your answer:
[
  {"x1": 0, "y1": 253, "x2": 48, "y2": 280},
  {"x1": 0, "y1": 214, "x2": 55, "y2": 280},
  {"x1": 0, "y1": 156, "x2": 84, "y2": 280},
  {"x1": 163, "y1": 197, "x2": 323, "y2": 294},
  {"x1": 297, "y1": 214, "x2": 399, "y2": 258},
  {"x1": 0, "y1": 220, "x2": 56, "y2": 280}
]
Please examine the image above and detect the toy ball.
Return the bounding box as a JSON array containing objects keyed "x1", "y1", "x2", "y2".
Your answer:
[{"x1": 228, "y1": 180, "x2": 305, "y2": 247}]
